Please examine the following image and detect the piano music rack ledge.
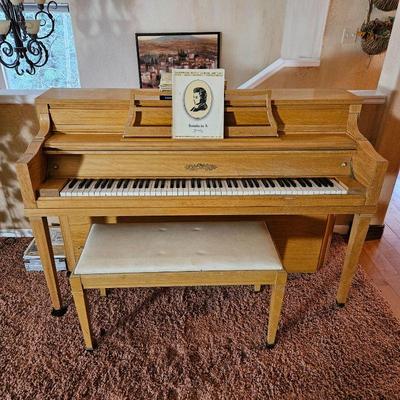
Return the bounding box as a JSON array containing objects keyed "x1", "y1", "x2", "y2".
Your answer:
[
  {"x1": 70, "y1": 221, "x2": 287, "y2": 350},
  {"x1": 123, "y1": 89, "x2": 278, "y2": 139}
]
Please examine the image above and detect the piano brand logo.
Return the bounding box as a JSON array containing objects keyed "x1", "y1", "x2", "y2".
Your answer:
[{"x1": 185, "y1": 163, "x2": 218, "y2": 171}]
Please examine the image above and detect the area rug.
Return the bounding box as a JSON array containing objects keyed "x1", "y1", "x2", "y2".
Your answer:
[{"x1": 0, "y1": 237, "x2": 399, "y2": 400}]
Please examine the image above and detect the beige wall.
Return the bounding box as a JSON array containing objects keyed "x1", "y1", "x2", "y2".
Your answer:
[
  {"x1": 259, "y1": 0, "x2": 395, "y2": 89},
  {"x1": 67, "y1": 0, "x2": 286, "y2": 89},
  {"x1": 0, "y1": 102, "x2": 38, "y2": 229},
  {"x1": 373, "y1": 8, "x2": 400, "y2": 225}
]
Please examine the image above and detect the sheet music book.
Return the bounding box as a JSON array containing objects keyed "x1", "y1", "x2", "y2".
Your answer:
[{"x1": 172, "y1": 69, "x2": 225, "y2": 139}]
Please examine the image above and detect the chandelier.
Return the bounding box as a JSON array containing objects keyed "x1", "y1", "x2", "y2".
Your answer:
[{"x1": 0, "y1": 0, "x2": 58, "y2": 75}]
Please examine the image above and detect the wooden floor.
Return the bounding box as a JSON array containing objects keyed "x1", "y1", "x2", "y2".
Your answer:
[{"x1": 360, "y1": 173, "x2": 400, "y2": 320}]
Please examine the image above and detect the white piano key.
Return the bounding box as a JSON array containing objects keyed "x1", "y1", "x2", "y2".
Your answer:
[
  {"x1": 58, "y1": 177, "x2": 349, "y2": 198},
  {"x1": 123, "y1": 179, "x2": 133, "y2": 196},
  {"x1": 220, "y1": 180, "x2": 229, "y2": 196},
  {"x1": 165, "y1": 180, "x2": 174, "y2": 196},
  {"x1": 84, "y1": 180, "x2": 97, "y2": 196},
  {"x1": 72, "y1": 180, "x2": 87, "y2": 197},
  {"x1": 60, "y1": 179, "x2": 78, "y2": 197}
]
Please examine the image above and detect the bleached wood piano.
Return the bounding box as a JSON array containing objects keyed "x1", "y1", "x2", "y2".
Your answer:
[{"x1": 17, "y1": 88, "x2": 387, "y2": 316}]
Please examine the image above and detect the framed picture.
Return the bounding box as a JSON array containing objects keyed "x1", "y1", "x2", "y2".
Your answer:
[
  {"x1": 172, "y1": 69, "x2": 225, "y2": 139},
  {"x1": 135, "y1": 32, "x2": 221, "y2": 89}
]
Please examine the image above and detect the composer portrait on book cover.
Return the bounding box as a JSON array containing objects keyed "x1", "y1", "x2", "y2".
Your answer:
[{"x1": 184, "y1": 80, "x2": 212, "y2": 119}]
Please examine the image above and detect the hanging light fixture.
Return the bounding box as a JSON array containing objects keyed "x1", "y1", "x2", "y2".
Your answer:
[{"x1": 0, "y1": 0, "x2": 58, "y2": 75}]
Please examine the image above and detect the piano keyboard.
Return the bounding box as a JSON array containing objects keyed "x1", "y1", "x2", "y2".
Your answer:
[{"x1": 60, "y1": 178, "x2": 347, "y2": 197}]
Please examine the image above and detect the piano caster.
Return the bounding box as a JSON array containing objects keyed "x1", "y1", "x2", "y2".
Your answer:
[
  {"x1": 51, "y1": 306, "x2": 68, "y2": 317},
  {"x1": 266, "y1": 342, "x2": 276, "y2": 349},
  {"x1": 336, "y1": 301, "x2": 345, "y2": 308},
  {"x1": 66, "y1": 271, "x2": 72, "y2": 278}
]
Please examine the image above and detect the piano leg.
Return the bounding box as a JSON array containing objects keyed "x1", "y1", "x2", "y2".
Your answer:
[
  {"x1": 30, "y1": 217, "x2": 66, "y2": 316},
  {"x1": 336, "y1": 214, "x2": 371, "y2": 306}
]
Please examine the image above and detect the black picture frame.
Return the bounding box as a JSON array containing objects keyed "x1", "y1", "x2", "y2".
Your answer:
[{"x1": 135, "y1": 32, "x2": 221, "y2": 89}]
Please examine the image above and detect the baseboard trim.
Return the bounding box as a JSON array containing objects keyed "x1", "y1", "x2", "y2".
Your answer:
[
  {"x1": 0, "y1": 229, "x2": 33, "y2": 238},
  {"x1": 238, "y1": 57, "x2": 321, "y2": 89}
]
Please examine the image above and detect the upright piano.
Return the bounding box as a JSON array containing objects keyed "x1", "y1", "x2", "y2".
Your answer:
[{"x1": 16, "y1": 88, "x2": 387, "y2": 315}]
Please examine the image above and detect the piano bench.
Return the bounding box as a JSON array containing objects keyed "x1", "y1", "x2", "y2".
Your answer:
[{"x1": 69, "y1": 221, "x2": 287, "y2": 351}]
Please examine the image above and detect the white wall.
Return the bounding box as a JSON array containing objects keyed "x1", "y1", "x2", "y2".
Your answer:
[
  {"x1": 0, "y1": 67, "x2": 6, "y2": 89},
  {"x1": 67, "y1": 0, "x2": 286, "y2": 89},
  {"x1": 281, "y1": 0, "x2": 330, "y2": 60}
]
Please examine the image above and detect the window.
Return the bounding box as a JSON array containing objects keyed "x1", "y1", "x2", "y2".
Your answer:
[{"x1": 0, "y1": 4, "x2": 80, "y2": 89}]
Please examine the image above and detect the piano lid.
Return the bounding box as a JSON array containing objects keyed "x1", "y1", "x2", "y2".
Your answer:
[{"x1": 35, "y1": 88, "x2": 362, "y2": 106}]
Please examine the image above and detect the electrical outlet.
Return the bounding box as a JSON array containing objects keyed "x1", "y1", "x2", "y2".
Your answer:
[{"x1": 342, "y1": 28, "x2": 357, "y2": 45}]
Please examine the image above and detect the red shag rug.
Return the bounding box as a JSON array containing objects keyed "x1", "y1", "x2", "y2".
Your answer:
[{"x1": 0, "y1": 237, "x2": 399, "y2": 400}]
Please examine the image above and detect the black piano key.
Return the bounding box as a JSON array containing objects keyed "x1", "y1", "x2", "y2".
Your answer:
[
  {"x1": 106, "y1": 179, "x2": 114, "y2": 189},
  {"x1": 100, "y1": 179, "x2": 108, "y2": 189},
  {"x1": 78, "y1": 179, "x2": 87, "y2": 189},
  {"x1": 197, "y1": 179, "x2": 201, "y2": 189},
  {"x1": 132, "y1": 180, "x2": 139, "y2": 189},
  {"x1": 261, "y1": 179, "x2": 269, "y2": 188},
  {"x1": 319, "y1": 178, "x2": 328, "y2": 187},
  {"x1": 68, "y1": 178, "x2": 78, "y2": 189},
  {"x1": 138, "y1": 180, "x2": 145, "y2": 189},
  {"x1": 303, "y1": 178, "x2": 312, "y2": 187},
  {"x1": 211, "y1": 179, "x2": 217, "y2": 189},
  {"x1": 154, "y1": 179, "x2": 159, "y2": 189},
  {"x1": 241, "y1": 179, "x2": 248, "y2": 188},
  {"x1": 283, "y1": 179, "x2": 291, "y2": 188},
  {"x1": 182, "y1": 179, "x2": 186, "y2": 189},
  {"x1": 312, "y1": 178, "x2": 322, "y2": 187},
  {"x1": 245, "y1": 179, "x2": 254, "y2": 188},
  {"x1": 123, "y1": 179, "x2": 129, "y2": 189},
  {"x1": 296, "y1": 178, "x2": 306, "y2": 188},
  {"x1": 206, "y1": 179, "x2": 211, "y2": 189},
  {"x1": 84, "y1": 179, "x2": 93, "y2": 189},
  {"x1": 116, "y1": 179, "x2": 123, "y2": 189},
  {"x1": 176, "y1": 179, "x2": 180, "y2": 189},
  {"x1": 217, "y1": 180, "x2": 223, "y2": 188},
  {"x1": 144, "y1": 180, "x2": 150, "y2": 189},
  {"x1": 232, "y1": 179, "x2": 239, "y2": 188},
  {"x1": 323, "y1": 178, "x2": 334, "y2": 187},
  {"x1": 277, "y1": 179, "x2": 285, "y2": 188},
  {"x1": 94, "y1": 179, "x2": 102, "y2": 189},
  {"x1": 227, "y1": 179, "x2": 232, "y2": 188},
  {"x1": 251, "y1": 179, "x2": 260, "y2": 188},
  {"x1": 267, "y1": 178, "x2": 276, "y2": 188},
  {"x1": 160, "y1": 179, "x2": 166, "y2": 189},
  {"x1": 191, "y1": 179, "x2": 196, "y2": 189}
]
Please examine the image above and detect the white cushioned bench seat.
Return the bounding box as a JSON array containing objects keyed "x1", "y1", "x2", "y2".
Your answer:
[{"x1": 74, "y1": 221, "x2": 282, "y2": 275}]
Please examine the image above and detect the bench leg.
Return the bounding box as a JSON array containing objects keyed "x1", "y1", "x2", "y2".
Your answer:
[
  {"x1": 70, "y1": 276, "x2": 94, "y2": 350},
  {"x1": 254, "y1": 284, "x2": 261, "y2": 292},
  {"x1": 99, "y1": 288, "x2": 107, "y2": 297},
  {"x1": 267, "y1": 271, "x2": 287, "y2": 347}
]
